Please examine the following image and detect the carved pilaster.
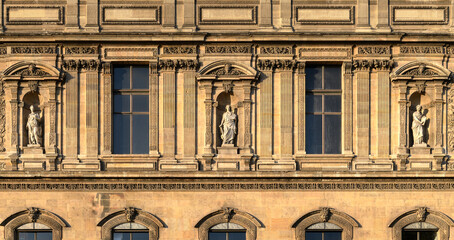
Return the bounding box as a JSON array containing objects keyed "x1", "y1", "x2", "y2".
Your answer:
[
  {"x1": 434, "y1": 84, "x2": 444, "y2": 154},
  {"x1": 257, "y1": 62, "x2": 274, "y2": 158},
  {"x1": 102, "y1": 62, "x2": 112, "y2": 155},
  {"x1": 182, "y1": 64, "x2": 197, "y2": 159},
  {"x1": 62, "y1": 61, "x2": 79, "y2": 160},
  {"x1": 85, "y1": 63, "x2": 99, "y2": 158},
  {"x1": 161, "y1": 60, "x2": 176, "y2": 159},
  {"x1": 202, "y1": 85, "x2": 214, "y2": 155},
  {"x1": 279, "y1": 66, "x2": 294, "y2": 158},
  {"x1": 149, "y1": 62, "x2": 159, "y2": 156},
  {"x1": 242, "y1": 87, "x2": 252, "y2": 153},
  {"x1": 398, "y1": 85, "x2": 408, "y2": 154},
  {"x1": 448, "y1": 87, "x2": 454, "y2": 153},
  {"x1": 343, "y1": 62, "x2": 353, "y2": 154},
  {"x1": 353, "y1": 60, "x2": 372, "y2": 159}
]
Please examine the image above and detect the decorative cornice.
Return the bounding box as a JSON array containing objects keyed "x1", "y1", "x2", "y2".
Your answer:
[{"x1": 257, "y1": 59, "x2": 297, "y2": 71}]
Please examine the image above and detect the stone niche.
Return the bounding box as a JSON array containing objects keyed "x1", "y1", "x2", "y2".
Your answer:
[
  {"x1": 1, "y1": 62, "x2": 63, "y2": 171},
  {"x1": 197, "y1": 61, "x2": 259, "y2": 171},
  {"x1": 391, "y1": 61, "x2": 451, "y2": 171}
]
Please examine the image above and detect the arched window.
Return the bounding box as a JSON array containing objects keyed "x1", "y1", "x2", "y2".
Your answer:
[
  {"x1": 0, "y1": 208, "x2": 68, "y2": 240},
  {"x1": 97, "y1": 207, "x2": 165, "y2": 240},
  {"x1": 292, "y1": 207, "x2": 360, "y2": 240},
  {"x1": 195, "y1": 207, "x2": 264, "y2": 240},
  {"x1": 389, "y1": 207, "x2": 454, "y2": 240}
]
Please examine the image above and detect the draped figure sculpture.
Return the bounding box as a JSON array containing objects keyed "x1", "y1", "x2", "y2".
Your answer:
[
  {"x1": 26, "y1": 105, "x2": 42, "y2": 146},
  {"x1": 412, "y1": 105, "x2": 427, "y2": 146},
  {"x1": 219, "y1": 105, "x2": 237, "y2": 145}
]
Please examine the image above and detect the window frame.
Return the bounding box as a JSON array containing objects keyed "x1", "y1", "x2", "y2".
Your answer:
[
  {"x1": 112, "y1": 64, "x2": 150, "y2": 155},
  {"x1": 16, "y1": 229, "x2": 53, "y2": 240},
  {"x1": 305, "y1": 64, "x2": 342, "y2": 154}
]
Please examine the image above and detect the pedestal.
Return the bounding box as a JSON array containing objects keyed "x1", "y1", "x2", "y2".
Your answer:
[
  {"x1": 215, "y1": 144, "x2": 242, "y2": 171},
  {"x1": 408, "y1": 145, "x2": 433, "y2": 170}
]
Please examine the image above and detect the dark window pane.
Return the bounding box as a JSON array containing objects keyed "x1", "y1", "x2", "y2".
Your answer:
[
  {"x1": 132, "y1": 115, "x2": 149, "y2": 154},
  {"x1": 324, "y1": 231, "x2": 342, "y2": 240},
  {"x1": 114, "y1": 66, "x2": 130, "y2": 90},
  {"x1": 325, "y1": 115, "x2": 341, "y2": 154},
  {"x1": 114, "y1": 95, "x2": 130, "y2": 113},
  {"x1": 419, "y1": 231, "x2": 437, "y2": 240},
  {"x1": 113, "y1": 232, "x2": 131, "y2": 240},
  {"x1": 306, "y1": 66, "x2": 323, "y2": 90},
  {"x1": 324, "y1": 66, "x2": 342, "y2": 89},
  {"x1": 325, "y1": 95, "x2": 341, "y2": 112},
  {"x1": 306, "y1": 114, "x2": 322, "y2": 154},
  {"x1": 305, "y1": 231, "x2": 323, "y2": 240},
  {"x1": 132, "y1": 66, "x2": 149, "y2": 89},
  {"x1": 208, "y1": 232, "x2": 227, "y2": 240},
  {"x1": 36, "y1": 232, "x2": 52, "y2": 240},
  {"x1": 132, "y1": 95, "x2": 149, "y2": 112},
  {"x1": 132, "y1": 232, "x2": 149, "y2": 240},
  {"x1": 18, "y1": 232, "x2": 35, "y2": 240},
  {"x1": 402, "y1": 231, "x2": 418, "y2": 240},
  {"x1": 113, "y1": 114, "x2": 130, "y2": 154},
  {"x1": 228, "y1": 232, "x2": 246, "y2": 240},
  {"x1": 306, "y1": 95, "x2": 322, "y2": 113}
]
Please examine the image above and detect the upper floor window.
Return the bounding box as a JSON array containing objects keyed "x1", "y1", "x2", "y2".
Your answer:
[
  {"x1": 17, "y1": 223, "x2": 52, "y2": 240},
  {"x1": 113, "y1": 223, "x2": 148, "y2": 240},
  {"x1": 209, "y1": 223, "x2": 246, "y2": 240},
  {"x1": 402, "y1": 222, "x2": 438, "y2": 240},
  {"x1": 305, "y1": 222, "x2": 342, "y2": 240},
  {"x1": 113, "y1": 65, "x2": 149, "y2": 154},
  {"x1": 305, "y1": 65, "x2": 342, "y2": 154}
]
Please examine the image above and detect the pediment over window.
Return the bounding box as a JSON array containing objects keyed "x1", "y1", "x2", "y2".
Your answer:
[
  {"x1": 1, "y1": 62, "x2": 63, "y2": 81},
  {"x1": 197, "y1": 61, "x2": 259, "y2": 81},
  {"x1": 391, "y1": 61, "x2": 452, "y2": 80}
]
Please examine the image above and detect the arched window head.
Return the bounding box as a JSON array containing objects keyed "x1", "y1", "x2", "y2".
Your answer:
[
  {"x1": 97, "y1": 207, "x2": 165, "y2": 240},
  {"x1": 195, "y1": 207, "x2": 264, "y2": 240},
  {"x1": 389, "y1": 207, "x2": 454, "y2": 240},
  {"x1": 0, "y1": 208, "x2": 69, "y2": 240},
  {"x1": 292, "y1": 207, "x2": 360, "y2": 240}
]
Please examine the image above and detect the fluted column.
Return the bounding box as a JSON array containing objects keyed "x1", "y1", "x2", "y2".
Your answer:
[
  {"x1": 102, "y1": 62, "x2": 112, "y2": 155},
  {"x1": 62, "y1": 61, "x2": 79, "y2": 161},
  {"x1": 149, "y1": 62, "x2": 160, "y2": 156},
  {"x1": 257, "y1": 63, "x2": 273, "y2": 158},
  {"x1": 160, "y1": 61, "x2": 176, "y2": 159}
]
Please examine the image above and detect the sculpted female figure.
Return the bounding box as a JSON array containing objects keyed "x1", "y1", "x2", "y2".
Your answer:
[
  {"x1": 412, "y1": 105, "x2": 427, "y2": 146},
  {"x1": 26, "y1": 105, "x2": 42, "y2": 146},
  {"x1": 219, "y1": 105, "x2": 237, "y2": 145}
]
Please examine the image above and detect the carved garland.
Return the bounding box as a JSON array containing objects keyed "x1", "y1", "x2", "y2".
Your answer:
[
  {"x1": 97, "y1": 208, "x2": 164, "y2": 240},
  {"x1": 0, "y1": 208, "x2": 68, "y2": 240}
]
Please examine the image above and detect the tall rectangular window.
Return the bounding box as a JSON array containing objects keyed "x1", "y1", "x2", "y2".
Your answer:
[
  {"x1": 113, "y1": 65, "x2": 149, "y2": 154},
  {"x1": 305, "y1": 65, "x2": 342, "y2": 154}
]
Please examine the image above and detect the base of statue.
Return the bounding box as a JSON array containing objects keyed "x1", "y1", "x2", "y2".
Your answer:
[
  {"x1": 23, "y1": 144, "x2": 43, "y2": 155},
  {"x1": 410, "y1": 144, "x2": 431, "y2": 156},
  {"x1": 217, "y1": 144, "x2": 238, "y2": 156}
]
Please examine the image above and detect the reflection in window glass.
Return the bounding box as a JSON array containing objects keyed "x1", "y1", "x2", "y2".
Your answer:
[
  {"x1": 113, "y1": 65, "x2": 149, "y2": 154},
  {"x1": 305, "y1": 231, "x2": 341, "y2": 240},
  {"x1": 18, "y1": 231, "x2": 52, "y2": 240},
  {"x1": 305, "y1": 65, "x2": 342, "y2": 154},
  {"x1": 208, "y1": 223, "x2": 246, "y2": 240}
]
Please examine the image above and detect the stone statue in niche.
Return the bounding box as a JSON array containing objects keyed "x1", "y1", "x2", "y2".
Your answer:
[
  {"x1": 219, "y1": 105, "x2": 236, "y2": 145},
  {"x1": 26, "y1": 105, "x2": 42, "y2": 146},
  {"x1": 412, "y1": 105, "x2": 427, "y2": 146}
]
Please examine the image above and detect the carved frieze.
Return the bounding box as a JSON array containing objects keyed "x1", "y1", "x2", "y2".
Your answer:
[
  {"x1": 11, "y1": 46, "x2": 55, "y2": 54},
  {"x1": 352, "y1": 59, "x2": 372, "y2": 71},
  {"x1": 205, "y1": 46, "x2": 251, "y2": 54},
  {"x1": 299, "y1": 47, "x2": 352, "y2": 60},
  {"x1": 65, "y1": 47, "x2": 98, "y2": 55},
  {"x1": 257, "y1": 59, "x2": 297, "y2": 71},
  {"x1": 260, "y1": 46, "x2": 292, "y2": 55},
  {"x1": 163, "y1": 46, "x2": 196, "y2": 55},
  {"x1": 357, "y1": 46, "x2": 390, "y2": 55},
  {"x1": 0, "y1": 48, "x2": 6, "y2": 55},
  {"x1": 62, "y1": 59, "x2": 101, "y2": 71},
  {"x1": 158, "y1": 59, "x2": 199, "y2": 71},
  {"x1": 400, "y1": 46, "x2": 443, "y2": 54},
  {"x1": 373, "y1": 59, "x2": 394, "y2": 71}
]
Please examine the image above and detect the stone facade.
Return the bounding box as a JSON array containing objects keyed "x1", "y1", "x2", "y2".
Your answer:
[{"x1": 0, "y1": 0, "x2": 454, "y2": 239}]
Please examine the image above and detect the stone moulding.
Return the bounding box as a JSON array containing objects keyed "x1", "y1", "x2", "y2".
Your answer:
[
  {"x1": 97, "y1": 208, "x2": 165, "y2": 240},
  {"x1": 294, "y1": 6, "x2": 355, "y2": 25},
  {"x1": 6, "y1": 6, "x2": 65, "y2": 25},
  {"x1": 195, "y1": 208, "x2": 264, "y2": 240},
  {"x1": 292, "y1": 207, "x2": 360, "y2": 240},
  {"x1": 0, "y1": 208, "x2": 69, "y2": 240},
  {"x1": 104, "y1": 47, "x2": 158, "y2": 59},
  {"x1": 392, "y1": 6, "x2": 449, "y2": 25},
  {"x1": 198, "y1": 6, "x2": 258, "y2": 25},
  {"x1": 101, "y1": 6, "x2": 161, "y2": 25},
  {"x1": 299, "y1": 47, "x2": 352, "y2": 60},
  {"x1": 389, "y1": 208, "x2": 454, "y2": 240}
]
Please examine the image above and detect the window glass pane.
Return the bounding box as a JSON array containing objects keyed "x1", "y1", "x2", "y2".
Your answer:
[
  {"x1": 324, "y1": 231, "x2": 342, "y2": 240},
  {"x1": 132, "y1": 95, "x2": 149, "y2": 112},
  {"x1": 208, "y1": 232, "x2": 227, "y2": 240},
  {"x1": 132, "y1": 232, "x2": 149, "y2": 240},
  {"x1": 18, "y1": 232, "x2": 35, "y2": 240},
  {"x1": 228, "y1": 232, "x2": 246, "y2": 240},
  {"x1": 402, "y1": 231, "x2": 418, "y2": 240},
  {"x1": 113, "y1": 232, "x2": 130, "y2": 240},
  {"x1": 114, "y1": 66, "x2": 130, "y2": 90},
  {"x1": 324, "y1": 66, "x2": 342, "y2": 89},
  {"x1": 132, "y1": 66, "x2": 149, "y2": 89},
  {"x1": 306, "y1": 66, "x2": 323, "y2": 90},
  {"x1": 305, "y1": 231, "x2": 323, "y2": 240},
  {"x1": 306, "y1": 95, "x2": 322, "y2": 112},
  {"x1": 306, "y1": 114, "x2": 322, "y2": 154},
  {"x1": 114, "y1": 95, "x2": 130, "y2": 113},
  {"x1": 132, "y1": 115, "x2": 149, "y2": 154},
  {"x1": 325, "y1": 115, "x2": 341, "y2": 154},
  {"x1": 113, "y1": 114, "x2": 130, "y2": 154},
  {"x1": 420, "y1": 231, "x2": 437, "y2": 240},
  {"x1": 325, "y1": 95, "x2": 341, "y2": 112},
  {"x1": 36, "y1": 232, "x2": 52, "y2": 240}
]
